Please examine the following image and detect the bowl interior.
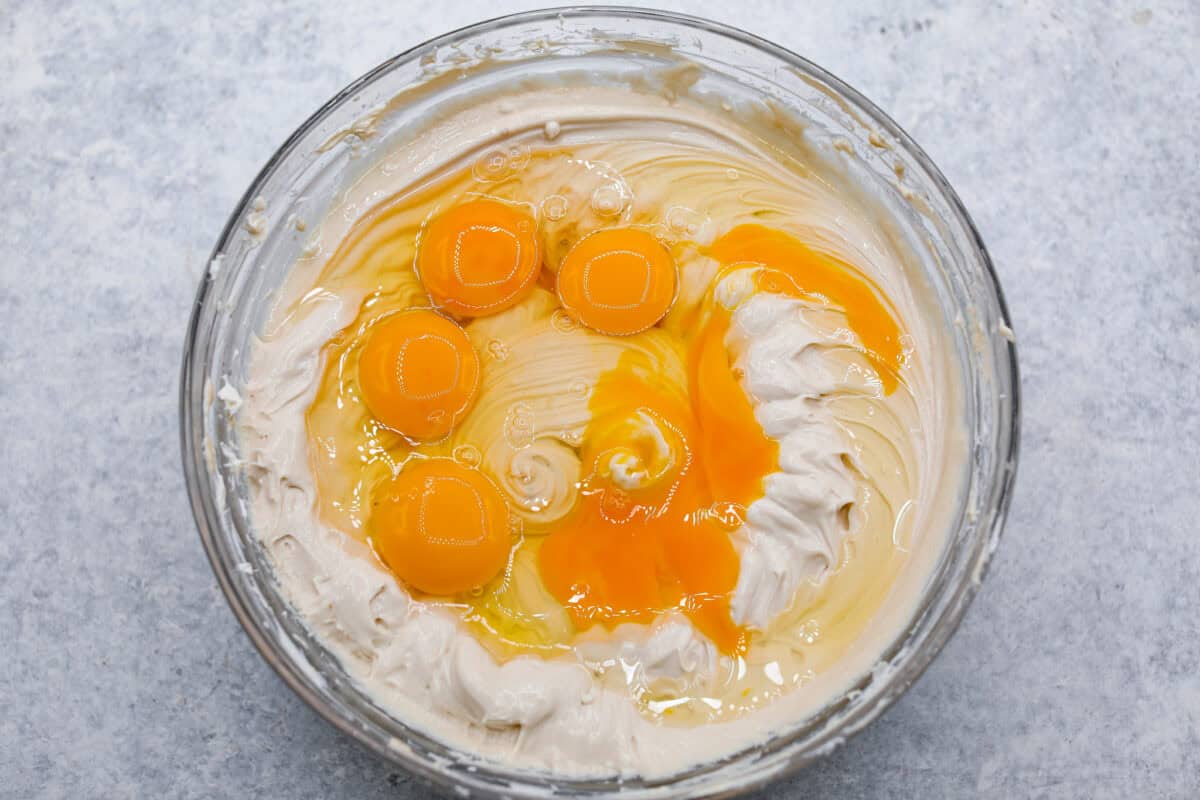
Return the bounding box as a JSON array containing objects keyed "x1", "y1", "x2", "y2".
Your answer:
[{"x1": 181, "y1": 8, "x2": 1018, "y2": 798}]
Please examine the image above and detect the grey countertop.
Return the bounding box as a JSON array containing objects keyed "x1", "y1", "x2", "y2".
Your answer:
[{"x1": 3, "y1": 1, "x2": 1198, "y2": 797}]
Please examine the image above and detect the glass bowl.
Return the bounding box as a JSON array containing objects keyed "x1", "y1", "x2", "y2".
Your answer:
[{"x1": 180, "y1": 7, "x2": 1019, "y2": 798}]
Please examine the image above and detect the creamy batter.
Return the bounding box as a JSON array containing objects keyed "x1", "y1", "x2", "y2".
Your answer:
[{"x1": 233, "y1": 72, "x2": 965, "y2": 777}]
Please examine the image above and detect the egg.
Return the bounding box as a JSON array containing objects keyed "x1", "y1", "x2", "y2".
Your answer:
[
  {"x1": 689, "y1": 306, "x2": 780, "y2": 509},
  {"x1": 416, "y1": 198, "x2": 541, "y2": 317},
  {"x1": 537, "y1": 350, "x2": 750, "y2": 655},
  {"x1": 710, "y1": 224, "x2": 903, "y2": 393},
  {"x1": 357, "y1": 309, "x2": 479, "y2": 442},
  {"x1": 370, "y1": 457, "x2": 512, "y2": 596},
  {"x1": 556, "y1": 227, "x2": 677, "y2": 335},
  {"x1": 303, "y1": 150, "x2": 906, "y2": 662}
]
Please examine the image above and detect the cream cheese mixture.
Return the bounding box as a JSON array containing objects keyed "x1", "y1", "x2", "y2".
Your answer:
[{"x1": 233, "y1": 71, "x2": 965, "y2": 777}]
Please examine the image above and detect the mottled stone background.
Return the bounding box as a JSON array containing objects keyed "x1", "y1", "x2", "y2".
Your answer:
[{"x1": 2, "y1": 0, "x2": 1197, "y2": 797}]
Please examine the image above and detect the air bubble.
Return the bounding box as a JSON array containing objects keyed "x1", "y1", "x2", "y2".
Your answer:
[
  {"x1": 590, "y1": 182, "x2": 630, "y2": 217},
  {"x1": 487, "y1": 339, "x2": 510, "y2": 361},
  {"x1": 551, "y1": 309, "x2": 578, "y2": 333},
  {"x1": 474, "y1": 150, "x2": 508, "y2": 181},
  {"x1": 664, "y1": 205, "x2": 707, "y2": 239},
  {"x1": 506, "y1": 144, "x2": 530, "y2": 170},
  {"x1": 541, "y1": 194, "x2": 568, "y2": 221},
  {"x1": 504, "y1": 403, "x2": 535, "y2": 449},
  {"x1": 452, "y1": 444, "x2": 481, "y2": 467},
  {"x1": 472, "y1": 143, "x2": 530, "y2": 182}
]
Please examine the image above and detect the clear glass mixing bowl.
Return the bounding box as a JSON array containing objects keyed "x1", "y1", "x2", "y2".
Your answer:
[{"x1": 180, "y1": 7, "x2": 1019, "y2": 797}]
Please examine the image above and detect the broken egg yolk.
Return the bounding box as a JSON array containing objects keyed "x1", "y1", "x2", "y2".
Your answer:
[
  {"x1": 710, "y1": 224, "x2": 904, "y2": 392},
  {"x1": 314, "y1": 189, "x2": 909, "y2": 661},
  {"x1": 556, "y1": 228, "x2": 677, "y2": 336},
  {"x1": 370, "y1": 458, "x2": 512, "y2": 596},
  {"x1": 416, "y1": 198, "x2": 542, "y2": 317},
  {"x1": 690, "y1": 307, "x2": 779, "y2": 510},
  {"x1": 357, "y1": 309, "x2": 480, "y2": 442},
  {"x1": 537, "y1": 352, "x2": 755, "y2": 656}
]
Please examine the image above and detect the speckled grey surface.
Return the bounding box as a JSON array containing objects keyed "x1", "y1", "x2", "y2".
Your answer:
[{"x1": 2, "y1": 0, "x2": 1198, "y2": 797}]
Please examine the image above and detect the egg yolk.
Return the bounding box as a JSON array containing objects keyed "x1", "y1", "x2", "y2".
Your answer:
[
  {"x1": 710, "y1": 224, "x2": 904, "y2": 392},
  {"x1": 357, "y1": 310, "x2": 479, "y2": 442},
  {"x1": 538, "y1": 352, "x2": 751, "y2": 655},
  {"x1": 556, "y1": 228, "x2": 677, "y2": 335},
  {"x1": 306, "y1": 145, "x2": 912, "y2": 662},
  {"x1": 690, "y1": 307, "x2": 779, "y2": 509},
  {"x1": 370, "y1": 458, "x2": 512, "y2": 596},
  {"x1": 416, "y1": 199, "x2": 542, "y2": 317}
]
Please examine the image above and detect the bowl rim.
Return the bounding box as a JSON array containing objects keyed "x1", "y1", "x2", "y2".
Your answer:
[{"x1": 180, "y1": 6, "x2": 1020, "y2": 797}]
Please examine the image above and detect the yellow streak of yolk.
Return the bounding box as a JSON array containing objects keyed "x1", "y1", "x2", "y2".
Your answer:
[
  {"x1": 537, "y1": 352, "x2": 752, "y2": 656},
  {"x1": 709, "y1": 224, "x2": 904, "y2": 393},
  {"x1": 689, "y1": 307, "x2": 779, "y2": 510}
]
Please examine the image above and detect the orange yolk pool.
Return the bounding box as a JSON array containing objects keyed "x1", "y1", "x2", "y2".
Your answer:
[
  {"x1": 690, "y1": 307, "x2": 779, "y2": 510},
  {"x1": 537, "y1": 352, "x2": 750, "y2": 655}
]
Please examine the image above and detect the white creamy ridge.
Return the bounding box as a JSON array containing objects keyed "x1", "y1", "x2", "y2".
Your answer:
[
  {"x1": 234, "y1": 73, "x2": 963, "y2": 778},
  {"x1": 728, "y1": 293, "x2": 860, "y2": 631}
]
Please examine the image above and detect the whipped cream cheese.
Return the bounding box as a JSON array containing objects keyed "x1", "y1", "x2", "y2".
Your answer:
[{"x1": 233, "y1": 63, "x2": 966, "y2": 778}]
